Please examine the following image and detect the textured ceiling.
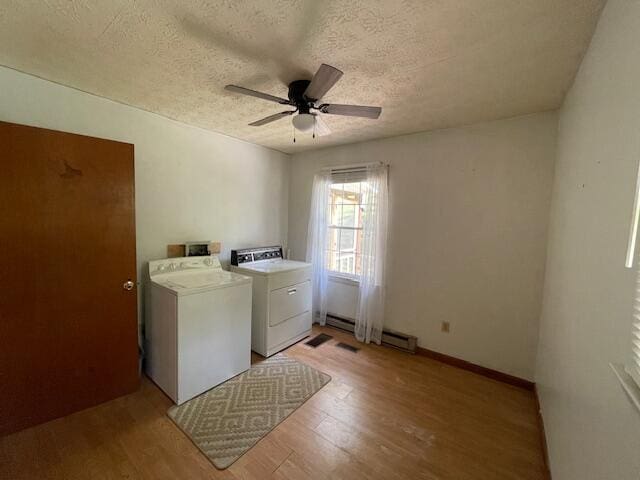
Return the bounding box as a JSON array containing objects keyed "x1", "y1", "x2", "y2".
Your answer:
[{"x1": 0, "y1": 0, "x2": 605, "y2": 154}]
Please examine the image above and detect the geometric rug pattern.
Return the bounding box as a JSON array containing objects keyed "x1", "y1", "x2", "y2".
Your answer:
[{"x1": 167, "y1": 353, "x2": 331, "y2": 469}]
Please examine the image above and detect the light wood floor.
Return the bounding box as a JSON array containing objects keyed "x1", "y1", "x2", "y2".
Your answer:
[{"x1": 0, "y1": 326, "x2": 547, "y2": 480}]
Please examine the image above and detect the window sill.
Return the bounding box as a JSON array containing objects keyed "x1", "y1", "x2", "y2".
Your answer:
[
  {"x1": 610, "y1": 363, "x2": 640, "y2": 414},
  {"x1": 328, "y1": 273, "x2": 360, "y2": 286}
]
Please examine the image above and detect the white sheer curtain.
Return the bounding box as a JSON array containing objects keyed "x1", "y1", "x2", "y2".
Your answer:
[
  {"x1": 355, "y1": 165, "x2": 389, "y2": 344},
  {"x1": 306, "y1": 171, "x2": 332, "y2": 325}
]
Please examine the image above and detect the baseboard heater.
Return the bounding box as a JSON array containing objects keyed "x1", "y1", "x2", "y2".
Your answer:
[{"x1": 325, "y1": 313, "x2": 417, "y2": 354}]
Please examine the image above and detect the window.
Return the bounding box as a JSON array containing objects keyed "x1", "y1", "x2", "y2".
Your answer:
[
  {"x1": 614, "y1": 159, "x2": 640, "y2": 412},
  {"x1": 326, "y1": 179, "x2": 366, "y2": 277},
  {"x1": 306, "y1": 163, "x2": 388, "y2": 340}
]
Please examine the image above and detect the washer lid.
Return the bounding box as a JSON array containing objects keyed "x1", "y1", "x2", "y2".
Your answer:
[{"x1": 155, "y1": 271, "x2": 251, "y2": 295}]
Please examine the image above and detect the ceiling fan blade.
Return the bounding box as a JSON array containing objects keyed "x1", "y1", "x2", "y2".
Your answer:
[
  {"x1": 313, "y1": 114, "x2": 331, "y2": 136},
  {"x1": 320, "y1": 103, "x2": 382, "y2": 119},
  {"x1": 304, "y1": 64, "x2": 343, "y2": 101},
  {"x1": 249, "y1": 110, "x2": 296, "y2": 126},
  {"x1": 225, "y1": 85, "x2": 291, "y2": 105}
]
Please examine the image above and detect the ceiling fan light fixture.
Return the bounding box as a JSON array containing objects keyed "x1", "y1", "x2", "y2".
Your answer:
[{"x1": 292, "y1": 113, "x2": 315, "y2": 132}]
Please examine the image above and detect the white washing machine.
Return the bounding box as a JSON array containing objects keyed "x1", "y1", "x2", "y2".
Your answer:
[
  {"x1": 230, "y1": 246, "x2": 312, "y2": 357},
  {"x1": 145, "y1": 255, "x2": 252, "y2": 405}
]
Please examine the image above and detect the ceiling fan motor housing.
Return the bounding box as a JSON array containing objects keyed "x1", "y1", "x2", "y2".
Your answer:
[{"x1": 288, "y1": 79, "x2": 313, "y2": 113}]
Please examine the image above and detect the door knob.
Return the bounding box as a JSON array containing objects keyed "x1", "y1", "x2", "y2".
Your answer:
[{"x1": 123, "y1": 280, "x2": 135, "y2": 291}]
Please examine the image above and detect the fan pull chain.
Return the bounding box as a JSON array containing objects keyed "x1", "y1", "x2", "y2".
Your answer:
[
  {"x1": 293, "y1": 124, "x2": 296, "y2": 143},
  {"x1": 313, "y1": 118, "x2": 316, "y2": 139}
]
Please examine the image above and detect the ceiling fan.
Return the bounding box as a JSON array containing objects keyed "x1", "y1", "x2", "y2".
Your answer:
[{"x1": 225, "y1": 64, "x2": 382, "y2": 137}]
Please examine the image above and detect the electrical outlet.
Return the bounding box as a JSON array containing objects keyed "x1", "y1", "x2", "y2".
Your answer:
[{"x1": 441, "y1": 321, "x2": 450, "y2": 333}]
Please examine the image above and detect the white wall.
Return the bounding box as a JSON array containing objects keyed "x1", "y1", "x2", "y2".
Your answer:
[
  {"x1": 0, "y1": 66, "x2": 290, "y2": 323},
  {"x1": 536, "y1": 1, "x2": 640, "y2": 478},
  {"x1": 289, "y1": 112, "x2": 557, "y2": 380}
]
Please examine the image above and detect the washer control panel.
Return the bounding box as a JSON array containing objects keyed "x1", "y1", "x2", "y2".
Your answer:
[{"x1": 149, "y1": 255, "x2": 221, "y2": 277}]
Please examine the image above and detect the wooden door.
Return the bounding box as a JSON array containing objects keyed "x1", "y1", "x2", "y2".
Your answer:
[{"x1": 0, "y1": 121, "x2": 139, "y2": 436}]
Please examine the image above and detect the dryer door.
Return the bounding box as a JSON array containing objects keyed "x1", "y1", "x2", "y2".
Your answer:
[{"x1": 269, "y1": 280, "x2": 311, "y2": 327}]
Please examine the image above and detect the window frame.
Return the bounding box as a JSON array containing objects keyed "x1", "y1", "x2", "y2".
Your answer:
[{"x1": 326, "y1": 178, "x2": 366, "y2": 280}]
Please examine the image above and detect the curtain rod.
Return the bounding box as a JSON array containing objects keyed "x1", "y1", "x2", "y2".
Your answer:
[{"x1": 322, "y1": 161, "x2": 385, "y2": 174}]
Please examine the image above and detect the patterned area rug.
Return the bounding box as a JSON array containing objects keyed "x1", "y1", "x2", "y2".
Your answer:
[{"x1": 167, "y1": 353, "x2": 331, "y2": 469}]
